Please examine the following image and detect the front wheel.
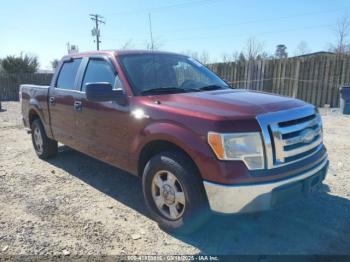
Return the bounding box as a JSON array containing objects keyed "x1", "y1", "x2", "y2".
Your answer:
[
  {"x1": 142, "y1": 150, "x2": 211, "y2": 234},
  {"x1": 31, "y1": 119, "x2": 58, "y2": 159}
]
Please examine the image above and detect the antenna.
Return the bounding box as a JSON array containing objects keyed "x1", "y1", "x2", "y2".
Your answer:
[{"x1": 148, "y1": 13, "x2": 154, "y2": 51}]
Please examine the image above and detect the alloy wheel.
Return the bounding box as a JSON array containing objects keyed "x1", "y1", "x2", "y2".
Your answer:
[{"x1": 151, "y1": 170, "x2": 186, "y2": 220}]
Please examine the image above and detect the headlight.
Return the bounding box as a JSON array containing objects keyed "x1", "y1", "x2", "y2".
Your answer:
[{"x1": 207, "y1": 132, "x2": 265, "y2": 170}]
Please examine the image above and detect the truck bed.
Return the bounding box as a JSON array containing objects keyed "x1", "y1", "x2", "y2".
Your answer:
[{"x1": 20, "y1": 84, "x2": 50, "y2": 132}]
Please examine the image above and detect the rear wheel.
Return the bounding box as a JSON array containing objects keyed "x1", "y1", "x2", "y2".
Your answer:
[
  {"x1": 31, "y1": 119, "x2": 58, "y2": 159},
  {"x1": 142, "y1": 150, "x2": 211, "y2": 234}
]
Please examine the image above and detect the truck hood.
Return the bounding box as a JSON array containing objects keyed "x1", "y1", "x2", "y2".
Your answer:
[{"x1": 151, "y1": 89, "x2": 308, "y2": 120}]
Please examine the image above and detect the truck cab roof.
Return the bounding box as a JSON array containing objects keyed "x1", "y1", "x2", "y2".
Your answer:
[{"x1": 63, "y1": 50, "x2": 183, "y2": 60}]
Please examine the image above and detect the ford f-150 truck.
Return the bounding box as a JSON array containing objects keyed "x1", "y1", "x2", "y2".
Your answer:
[{"x1": 20, "y1": 50, "x2": 329, "y2": 233}]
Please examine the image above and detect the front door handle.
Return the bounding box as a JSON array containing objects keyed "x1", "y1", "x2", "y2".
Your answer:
[
  {"x1": 74, "y1": 101, "x2": 82, "y2": 112},
  {"x1": 49, "y1": 96, "x2": 55, "y2": 106}
]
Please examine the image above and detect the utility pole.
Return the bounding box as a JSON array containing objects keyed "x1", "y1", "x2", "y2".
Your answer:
[
  {"x1": 148, "y1": 13, "x2": 154, "y2": 51},
  {"x1": 89, "y1": 14, "x2": 105, "y2": 50}
]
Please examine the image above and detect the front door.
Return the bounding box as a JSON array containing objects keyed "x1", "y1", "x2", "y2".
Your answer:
[{"x1": 74, "y1": 56, "x2": 131, "y2": 170}]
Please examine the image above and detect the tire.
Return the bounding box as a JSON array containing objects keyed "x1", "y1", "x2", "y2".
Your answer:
[
  {"x1": 31, "y1": 119, "x2": 58, "y2": 159},
  {"x1": 142, "y1": 150, "x2": 211, "y2": 234}
]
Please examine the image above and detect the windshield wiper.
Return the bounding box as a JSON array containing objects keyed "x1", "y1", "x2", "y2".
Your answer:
[
  {"x1": 197, "y1": 85, "x2": 227, "y2": 91},
  {"x1": 139, "y1": 85, "x2": 228, "y2": 95},
  {"x1": 140, "y1": 87, "x2": 187, "y2": 95}
]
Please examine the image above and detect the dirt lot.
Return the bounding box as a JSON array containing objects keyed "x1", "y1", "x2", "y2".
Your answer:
[{"x1": 0, "y1": 101, "x2": 349, "y2": 256}]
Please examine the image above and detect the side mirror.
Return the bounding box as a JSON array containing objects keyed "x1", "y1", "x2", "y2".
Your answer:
[{"x1": 85, "y1": 82, "x2": 127, "y2": 105}]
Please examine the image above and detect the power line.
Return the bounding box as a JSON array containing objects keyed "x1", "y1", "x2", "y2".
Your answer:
[
  {"x1": 167, "y1": 24, "x2": 333, "y2": 42},
  {"x1": 152, "y1": 6, "x2": 349, "y2": 35},
  {"x1": 89, "y1": 14, "x2": 105, "y2": 50},
  {"x1": 107, "y1": 24, "x2": 333, "y2": 44},
  {"x1": 105, "y1": 6, "x2": 348, "y2": 42},
  {"x1": 107, "y1": 0, "x2": 215, "y2": 16}
]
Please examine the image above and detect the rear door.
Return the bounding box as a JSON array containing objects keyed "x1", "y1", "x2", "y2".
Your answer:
[
  {"x1": 74, "y1": 56, "x2": 131, "y2": 170},
  {"x1": 48, "y1": 57, "x2": 83, "y2": 148}
]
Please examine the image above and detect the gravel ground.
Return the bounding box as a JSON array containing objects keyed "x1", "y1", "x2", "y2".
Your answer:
[{"x1": 0, "y1": 101, "x2": 349, "y2": 256}]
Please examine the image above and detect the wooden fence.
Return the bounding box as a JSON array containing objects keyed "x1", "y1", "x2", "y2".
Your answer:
[
  {"x1": 0, "y1": 73, "x2": 53, "y2": 101},
  {"x1": 208, "y1": 54, "x2": 350, "y2": 107}
]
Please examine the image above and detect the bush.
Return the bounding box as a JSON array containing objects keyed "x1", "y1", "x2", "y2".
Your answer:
[{"x1": 1, "y1": 53, "x2": 39, "y2": 74}]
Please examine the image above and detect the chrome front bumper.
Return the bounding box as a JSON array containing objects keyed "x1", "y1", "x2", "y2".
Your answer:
[{"x1": 203, "y1": 156, "x2": 329, "y2": 214}]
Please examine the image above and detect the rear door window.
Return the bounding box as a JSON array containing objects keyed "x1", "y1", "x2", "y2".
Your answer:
[
  {"x1": 81, "y1": 59, "x2": 116, "y2": 91},
  {"x1": 56, "y1": 58, "x2": 82, "y2": 90}
]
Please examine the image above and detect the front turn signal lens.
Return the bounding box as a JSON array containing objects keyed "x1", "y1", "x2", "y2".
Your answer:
[{"x1": 207, "y1": 132, "x2": 225, "y2": 159}]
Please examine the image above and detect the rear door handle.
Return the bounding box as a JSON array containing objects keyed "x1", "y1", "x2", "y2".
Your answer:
[
  {"x1": 49, "y1": 96, "x2": 55, "y2": 106},
  {"x1": 74, "y1": 101, "x2": 82, "y2": 111}
]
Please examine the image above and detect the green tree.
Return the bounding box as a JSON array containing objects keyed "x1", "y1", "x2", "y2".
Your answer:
[
  {"x1": 51, "y1": 59, "x2": 60, "y2": 70},
  {"x1": 238, "y1": 52, "x2": 246, "y2": 62},
  {"x1": 275, "y1": 44, "x2": 288, "y2": 59},
  {"x1": 1, "y1": 53, "x2": 39, "y2": 74}
]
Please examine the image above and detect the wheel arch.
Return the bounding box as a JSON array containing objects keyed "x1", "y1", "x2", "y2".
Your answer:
[
  {"x1": 28, "y1": 108, "x2": 41, "y2": 127},
  {"x1": 137, "y1": 139, "x2": 201, "y2": 178},
  {"x1": 27, "y1": 100, "x2": 53, "y2": 139}
]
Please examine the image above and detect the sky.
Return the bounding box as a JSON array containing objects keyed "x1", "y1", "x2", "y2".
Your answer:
[{"x1": 1, "y1": 0, "x2": 349, "y2": 69}]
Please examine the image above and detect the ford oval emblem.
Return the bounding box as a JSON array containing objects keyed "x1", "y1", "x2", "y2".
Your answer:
[{"x1": 301, "y1": 128, "x2": 315, "y2": 144}]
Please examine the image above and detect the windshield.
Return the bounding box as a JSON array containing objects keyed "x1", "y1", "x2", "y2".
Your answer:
[{"x1": 118, "y1": 53, "x2": 230, "y2": 95}]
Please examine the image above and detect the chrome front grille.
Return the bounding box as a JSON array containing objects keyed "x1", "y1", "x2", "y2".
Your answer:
[
  {"x1": 256, "y1": 106, "x2": 323, "y2": 169},
  {"x1": 270, "y1": 113, "x2": 322, "y2": 165}
]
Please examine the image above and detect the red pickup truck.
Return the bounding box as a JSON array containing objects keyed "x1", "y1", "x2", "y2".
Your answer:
[{"x1": 20, "y1": 50, "x2": 328, "y2": 233}]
